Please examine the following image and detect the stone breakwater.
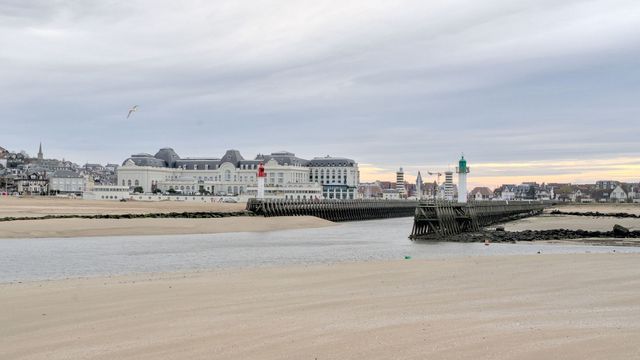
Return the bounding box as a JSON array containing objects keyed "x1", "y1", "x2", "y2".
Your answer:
[
  {"x1": 439, "y1": 225, "x2": 640, "y2": 244},
  {"x1": 0, "y1": 211, "x2": 255, "y2": 222},
  {"x1": 551, "y1": 210, "x2": 640, "y2": 219}
]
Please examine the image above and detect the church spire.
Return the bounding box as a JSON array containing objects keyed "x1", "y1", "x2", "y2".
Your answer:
[{"x1": 37, "y1": 142, "x2": 43, "y2": 161}]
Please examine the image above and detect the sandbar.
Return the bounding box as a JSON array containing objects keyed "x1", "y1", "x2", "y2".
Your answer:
[{"x1": 0, "y1": 216, "x2": 335, "y2": 239}]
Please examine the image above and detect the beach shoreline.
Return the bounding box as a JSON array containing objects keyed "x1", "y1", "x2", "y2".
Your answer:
[{"x1": 2, "y1": 253, "x2": 639, "y2": 360}]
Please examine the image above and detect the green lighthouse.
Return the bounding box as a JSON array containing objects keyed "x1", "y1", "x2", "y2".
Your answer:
[
  {"x1": 458, "y1": 155, "x2": 468, "y2": 174},
  {"x1": 456, "y1": 155, "x2": 469, "y2": 203}
]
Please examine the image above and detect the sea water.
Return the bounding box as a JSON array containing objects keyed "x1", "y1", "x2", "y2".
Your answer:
[{"x1": 1, "y1": 217, "x2": 638, "y2": 282}]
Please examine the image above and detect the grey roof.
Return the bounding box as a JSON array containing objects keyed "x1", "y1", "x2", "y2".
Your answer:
[
  {"x1": 123, "y1": 153, "x2": 167, "y2": 167},
  {"x1": 220, "y1": 150, "x2": 245, "y2": 166},
  {"x1": 154, "y1": 148, "x2": 181, "y2": 168},
  {"x1": 257, "y1": 151, "x2": 309, "y2": 166},
  {"x1": 123, "y1": 148, "x2": 358, "y2": 169},
  {"x1": 51, "y1": 170, "x2": 83, "y2": 178},
  {"x1": 308, "y1": 156, "x2": 356, "y2": 167}
]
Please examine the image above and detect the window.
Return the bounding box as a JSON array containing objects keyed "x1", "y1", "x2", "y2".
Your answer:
[
  {"x1": 127, "y1": 180, "x2": 132, "y2": 186},
  {"x1": 225, "y1": 170, "x2": 231, "y2": 181},
  {"x1": 134, "y1": 180, "x2": 139, "y2": 186}
]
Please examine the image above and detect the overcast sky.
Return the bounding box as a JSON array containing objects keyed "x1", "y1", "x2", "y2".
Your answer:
[{"x1": 1, "y1": 0, "x2": 639, "y2": 187}]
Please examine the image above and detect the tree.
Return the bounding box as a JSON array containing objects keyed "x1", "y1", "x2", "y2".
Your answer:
[
  {"x1": 152, "y1": 188, "x2": 162, "y2": 194},
  {"x1": 133, "y1": 186, "x2": 144, "y2": 194},
  {"x1": 167, "y1": 188, "x2": 176, "y2": 194}
]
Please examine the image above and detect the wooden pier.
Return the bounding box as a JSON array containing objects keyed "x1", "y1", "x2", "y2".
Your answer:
[
  {"x1": 246, "y1": 199, "x2": 418, "y2": 222},
  {"x1": 410, "y1": 200, "x2": 548, "y2": 240}
]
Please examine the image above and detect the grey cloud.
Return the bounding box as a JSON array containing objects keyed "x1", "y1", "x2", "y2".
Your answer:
[{"x1": 0, "y1": 0, "x2": 639, "y2": 184}]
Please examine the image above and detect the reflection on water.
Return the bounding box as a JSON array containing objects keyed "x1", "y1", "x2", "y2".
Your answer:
[{"x1": 1, "y1": 217, "x2": 639, "y2": 282}]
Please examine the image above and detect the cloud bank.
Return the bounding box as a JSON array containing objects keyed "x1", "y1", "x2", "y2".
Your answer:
[{"x1": 1, "y1": 0, "x2": 639, "y2": 185}]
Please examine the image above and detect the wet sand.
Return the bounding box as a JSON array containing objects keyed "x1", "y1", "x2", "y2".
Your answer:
[
  {"x1": 504, "y1": 214, "x2": 640, "y2": 232},
  {"x1": 0, "y1": 197, "x2": 338, "y2": 239},
  {"x1": 0, "y1": 216, "x2": 335, "y2": 239},
  {"x1": 2, "y1": 254, "x2": 639, "y2": 360},
  {"x1": 554, "y1": 203, "x2": 640, "y2": 215},
  {"x1": 501, "y1": 204, "x2": 640, "y2": 232}
]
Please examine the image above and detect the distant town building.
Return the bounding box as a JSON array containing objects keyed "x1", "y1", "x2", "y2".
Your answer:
[
  {"x1": 596, "y1": 180, "x2": 620, "y2": 190},
  {"x1": 443, "y1": 171, "x2": 454, "y2": 201},
  {"x1": 382, "y1": 189, "x2": 401, "y2": 200},
  {"x1": 49, "y1": 170, "x2": 85, "y2": 194},
  {"x1": 83, "y1": 184, "x2": 137, "y2": 201},
  {"x1": 308, "y1": 156, "x2": 360, "y2": 199},
  {"x1": 118, "y1": 148, "x2": 359, "y2": 200},
  {"x1": 16, "y1": 170, "x2": 48, "y2": 195},
  {"x1": 396, "y1": 167, "x2": 406, "y2": 196},
  {"x1": 358, "y1": 182, "x2": 384, "y2": 199},
  {"x1": 415, "y1": 171, "x2": 423, "y2": 199}
]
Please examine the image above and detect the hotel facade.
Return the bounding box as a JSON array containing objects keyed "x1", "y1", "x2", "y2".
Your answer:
[{"x1": 117, "y1": 148, "x2": 359, "y2": 200}]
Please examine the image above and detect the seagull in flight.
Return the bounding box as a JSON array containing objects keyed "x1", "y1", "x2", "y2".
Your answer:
[{"x1": 127, "y1": 105, "x2": 138, "y2": 119}]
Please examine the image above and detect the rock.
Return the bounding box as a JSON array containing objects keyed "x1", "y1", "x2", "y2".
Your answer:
[
  {"x1": 495, "y1": 226, "x2": 505, "y2": 232},
  {"x1": 613, "y1": 224, "x2": 630, "y2": 238}
]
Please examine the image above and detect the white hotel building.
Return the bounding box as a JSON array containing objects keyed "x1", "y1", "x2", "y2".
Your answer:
[{"x1": 117, "y1": 148, "x2": 359, "y2": 200}]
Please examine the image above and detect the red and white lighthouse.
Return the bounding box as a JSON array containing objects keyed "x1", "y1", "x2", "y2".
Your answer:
[{"x1": 257, "y1": 162, "x2": 266, "y2": 199}]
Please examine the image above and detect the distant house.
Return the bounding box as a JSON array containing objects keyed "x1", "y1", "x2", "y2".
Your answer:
[
  {"x1": 610, "y1": 185, "x2": 628, "y2": 203},
  {"x1": 16, "y1": 170, "x2": 48, "y2": 195},
  {"x1": 470, "y1": 187, "x2": 493, "y2": 201},
  {"x1": 382, "y1": 189, "x2": 401, "y2": 200},
  {"x1": 358, "y1": 182, "x2": 383, "y2": 199},
  {"x1": 495, "y1": 185, "x2": 516, "y2": 201}
]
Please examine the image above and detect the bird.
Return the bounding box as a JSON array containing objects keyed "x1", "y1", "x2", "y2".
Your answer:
[{"x1": 127, "y1": 105, "x2": 138, "y2": 119}]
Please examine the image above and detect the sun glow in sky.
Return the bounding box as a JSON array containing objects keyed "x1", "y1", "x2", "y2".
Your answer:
[{"x1": 1, "y1": 0, "x2": 639, "y2": 188}]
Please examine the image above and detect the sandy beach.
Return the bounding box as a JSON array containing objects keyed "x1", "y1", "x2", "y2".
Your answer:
[
  {"x1": 554, "y1": 203, "x2": 640, "y2": 215},
  {"x1": 0, "y1": 197, "x2": 338, "y2": 238},
  {"x1": 1, "y1": 253, "x2": 639, "y2": 360},
  {"x1": 0, "y1": 216, "x2": 335, "y2": 239},
  {"x1": 0, "y1": 197, "x2": 245, "y2": 218}
]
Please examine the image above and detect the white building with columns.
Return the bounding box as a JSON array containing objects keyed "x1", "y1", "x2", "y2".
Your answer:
[{"x1": 117, "y1": 148, "x2": 358, "y2": 200}]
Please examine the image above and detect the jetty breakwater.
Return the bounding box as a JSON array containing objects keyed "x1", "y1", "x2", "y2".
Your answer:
[
  {"x1": 410, "y1": 200, "x2": 548, "y2": 240},
  {"x1": 246, "y1": 199, "x2": 418, "y2": 222}
]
